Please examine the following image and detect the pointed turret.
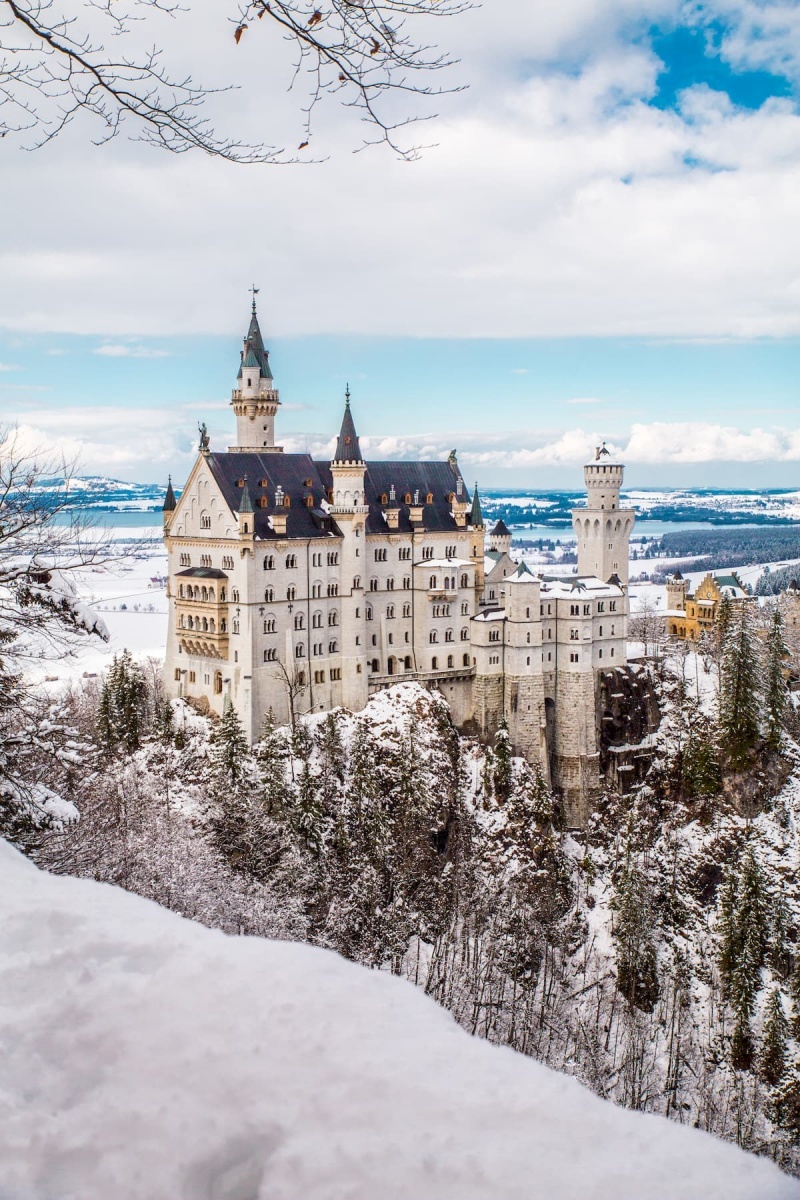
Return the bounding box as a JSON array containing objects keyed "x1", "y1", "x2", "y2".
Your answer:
[
  {"x1": 238, "y1": 475, "x2": 254, "y2": 514},
  {"x1": 333, "y1": 386, "x2": 364, "y2": 465},
  {"x1": 162, "y1": 475, "x2": 176, "y2": 512},
  {"x1": 230, "y1": 290, "x2": 282, "y2": 453},
  {"x1": 469, "y1": 482, "x2": 484, "y2": 529}
]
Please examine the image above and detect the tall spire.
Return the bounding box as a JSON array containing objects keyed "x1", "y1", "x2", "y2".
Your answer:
[
  {"x1": 333, "y1": 387, "x2": 363, "y2": 464},
  {"x1": 238, "y1": 475, "x2": 254, "y2": 514},
  {"x1": 238, "y1": 291, "x2": 272, "y2": 382},
  {"x1": 470, "y1": 482, "x2": 483, "y2": 529},
  {"x1": 162, "y1": 474, "x2": 176, "y2": 512}
]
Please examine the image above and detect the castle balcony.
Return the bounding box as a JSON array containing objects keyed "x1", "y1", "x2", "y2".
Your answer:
[
  {"x1": 230, "y1": 388, "x2": 280, "y2": 404},
  {"x1": 175, "y1": 596, "x2": 230, "y2": 659},
  {"x1": 178, "y1": 631, "x2": 229, "y2": 661},
  {"x1": 427, "y1": 588, "x2": 455, "y2": 601}
]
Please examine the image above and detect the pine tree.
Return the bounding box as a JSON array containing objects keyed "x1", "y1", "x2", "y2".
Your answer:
[
  {"x1": 718, "y1": 605, "x2": 762, "y2": 769},
  {"x1": 770, "y1": 1062, "x2": 800, "y2": 1141},
  {"x1": 765, "y1": 608, "x2": 788, "y2": 751},
  {"x1": 769, "y1": 895, "x2": 791, "y2": 981},
  {"x1": 255, "y1": 711, "x2": 290, "y2": 816},
  {"x1": 718, "y1": 847, "x2": 768, "y2": 1070},
  {"x1": 493, "y1": 719, "x2": 512, "y2": 801},
  {"x1": 760, "y1": 987, "x2": 789, "y2": 1087},
  {"x1": 208, "y1": 697, "x2": 250, "y2": 790},
  {"x1": 96, "y1": 650, "x2": 148, "y2": 755}
]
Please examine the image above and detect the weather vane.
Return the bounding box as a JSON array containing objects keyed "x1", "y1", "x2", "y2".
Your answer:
[{"x1": 249, "y1": 283, "x2": 260, "y2": 313}]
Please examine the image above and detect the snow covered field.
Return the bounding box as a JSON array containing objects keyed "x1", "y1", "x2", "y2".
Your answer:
[{"x1": 2, "y1": 841, "x2": 798, "y2": 1200}]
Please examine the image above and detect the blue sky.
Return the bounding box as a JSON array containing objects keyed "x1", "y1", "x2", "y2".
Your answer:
[{"x1": 2, "y1": 0, "x2": 800, "y2": 485}]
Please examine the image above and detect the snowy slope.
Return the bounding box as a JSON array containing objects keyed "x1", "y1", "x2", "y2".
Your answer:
[{"x1": 1, "y1": 846, "x2": 798, "y2": 1200}]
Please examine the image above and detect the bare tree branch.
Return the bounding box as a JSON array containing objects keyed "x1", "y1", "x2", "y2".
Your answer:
[{"x1": 0, "y1": 0, "x2": 470, "y2": 161}]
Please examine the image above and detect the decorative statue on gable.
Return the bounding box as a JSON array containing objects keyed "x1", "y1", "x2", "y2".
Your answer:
[{"x1": 198, "y1": 422, "x2": 210, "y2": 452}]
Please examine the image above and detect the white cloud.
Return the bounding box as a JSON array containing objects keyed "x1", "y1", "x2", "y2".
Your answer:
[
  {"x1": 566, "y1": 397, "x2": 605, "y2": 405},
  {"x1": 93, "y1": 345, "x2": 171, "y2": 359},
  {"x1": 0, "y1": 363, "x2": 21, "y2": 372}
]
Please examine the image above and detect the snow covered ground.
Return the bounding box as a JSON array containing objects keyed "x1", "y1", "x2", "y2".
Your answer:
[
  {"x1": 26, "y1": 521, "x2": 168, "y2": 686},
  {"x1": 2, "y1": 843, "x2": 798, "y2": 1200}
]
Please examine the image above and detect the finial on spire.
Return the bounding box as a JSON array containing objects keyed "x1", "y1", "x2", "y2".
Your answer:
[
  {"x1": 249, "y1": 284, "x2": 260, "y2": 314},
  {"x1": 345, "y1": 382, "x2": 351, "y2": 405}
]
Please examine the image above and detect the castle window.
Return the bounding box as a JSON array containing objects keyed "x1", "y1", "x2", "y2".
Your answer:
[
  {"x1": 287, "y1": 586, "x2": 296, "y2": 601},
  {"x1": 232, "y1": 620, "x2": 240, "y2": 634},
  {"x1": 214, "y1": 672, "x2": 223, "y2": 695},
  {"x1": 353, "y1": 576, "x2": 361, "y2": 590},
  {"x1": 570, "y1": 629, "x2": 578, "y2": 640},
  {"x1": 460, "y1": 574, "x2": 469, "y2": 589},
  {"x1": 189, "y1": 671, "x2": 196, "y2": 683},
  {"x1": 583, "y1": 604, "x2": 591, "y2": 616},
  {"x1": 489, "y1": 628, "x2": 500, "y2": 643},
  {"x1": 369, "y1": 578, "x2": 378, "y2": 592},
  {"x1": 386, "y1": 604, "x2": 395, "y2": 619},
  {"x1": 179, "y1": 553, "x2": 190, "y2": 567},
  {"x1": 598, "y1": 649, "x2": 603, "y2": 658},
  {"x1": 374, "y1": 548, "x2": 387, "y2": 562},
  {"x1": 294, "y1": 613, "x2": 305, "y2": 630},
  {"x1": 445, "y1": 629, "x2": 454, "y2": 643},
  {"x1": 403, "y1": 576, "x2": 411, "y2": 590},
  {"x1": 570, "y1": 604, "x2": 579, "y2": 616},
  {"x1": 399, "y1": 547, "x2": 411, "y2": 561},
  {"x1": 447, "y1": 655, "x2": 454, "y2": 668},
  {"x1": 264, "y1": 556, "x2": 275, "y2": 570},
  {"x1": 461, "y1": 601, "x2": 468, "y2": 615},
  {"x1": 286, "y1": 554, "x2": 297, "y2": 569},
  {"x1": 312, "y1": 611, "x2": 323, "y2": 628},
  {"x1": 610, "y1": 625, "x2": 615, "y2": 636},
  {"x1": 461, "y1": 628, "x2": 468, "y2": 640},
  {"x1": 201, "y1": 556, "x2": 212, "y2": 569},
  {"x1": 597, "y1": 602, "x2": 605, "y2": 613},
  {"x1": 371, "y1": 659, "x2": 379, "y2": 673},
  {"x1": 429, "y1": 631, "x2": 438, "y2": 643},
  {"x1": 610, "y1": 601, "x2": 617, "y2": 612},
  {"x1": 526, "y1": 607, "x2": 530, "y2": 619},
  {"x1": 403, "y1": 603, "x2": 411, "y2": 618},
  {"x1": 463, "y1": 654, "x2": 470, "y2": 667},
  {"x1": 366, "y1": 605, "x2": 373, "y2": 620},
  {"x1": 201, "y1": 513, "x2": 211, "y2": 529},
  {"x1": 404, "y1": 493, "x2": 412, "y2": 504},
  {"x1": 328, "y1": 552, "x2": 339, "y2": 566},
  {"x1": 220, "y1": 618, "x2": 227, "y2": 633},
  {"x1": 429, "y1": 575, "x2": 437, "y2": 590},
  {"x1": 328, "y1": 582, "x2": 339, "y2": 597},
  {"x1": 329, "y1": 640, "x2": 338, "y2": 654},
  {"x1": 328, "y1": 611, "x2": 338, "y2": 628},
  {"x1": 264, "y1": 617, "x2": 276, "y2": 633},
  {"x1": 264, "y1": 588, "x2": 274, "y2": 603},
  {"x1": 387, "y1": 576, "x2": 395, "y2": 591},
  {"x1": 312, "y1": 583, "x2": 322, "y2": 598},
  {"x1": 295, "y1": 643, "x2": 305, "y2": 658},
  {"x1": 526, "y1": 632, "x2": 530, "y2": 643},
  {"x1": 174, "y1": 668, "x2": 181, "y2": 681},
  {"x1": 570, "y1": 652, "x2": 578, "y2": 662},
  {"x1": 404, "y1": 656, "x2": 412, "y2": 670},
  {"x1": 431, "y1": 656, "x2": 438, "y2": 669},
  {"x1": 283, "y1": 495, "x2": 291, "y2": 508},
  {"x1": 330, "y1": 668, "x2": 341, "y2": 681},
  {"x1": 611, "y1": 647, "x2": 615, "y2": 657},
  {"x1": 232, "y1": 588, "x2": 239, "y2": 603},
  {"x1": 426, "y1": 493, "x2": 433, "y2": 505}
]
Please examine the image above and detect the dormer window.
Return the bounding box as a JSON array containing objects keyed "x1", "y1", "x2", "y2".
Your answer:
[
  {"x1": 381, "y1": 493, "x2": 388, "y2": 505},
  {"x1": 426, "y1": 492, "x2": 433, "y2": 504},
  {"x1": 345, "y1": 435, "x2": 351, "y2": 445},
  {"x1": 283, "y1": 494, "x2": 291, "y2": 508},
  {"x1": 404, "y1": 493, "x2": 412, "y2": 504},
  {"x1": 305, "y1": 495, "x2": 314, "y2": 507}
]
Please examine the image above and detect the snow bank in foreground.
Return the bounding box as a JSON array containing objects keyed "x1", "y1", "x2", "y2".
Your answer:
[{"x1": 1, "y1": 845, "x2": 797, "y2": 1200}]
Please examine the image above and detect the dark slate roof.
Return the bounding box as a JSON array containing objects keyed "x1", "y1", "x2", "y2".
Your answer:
[
  {"x1": 162, "y1": 476, "x2": 176, "y2": 512},
  {"x1": 316, "y1": 459, "x2": 473, "y2": 536},
  {"x1": 206, "y1": 453, "x2": 339, "y2": 541},
  {"x1": 237, "y1": 305, "x2": 273, "y2": 381},
  {"x1": 491, "y1": 518, "x2": 510, "y2": 536},
  {"x1": 334, "y1": 396, "x2": 363, "y2": 464},
  {"x1": 176, "y1": 567, "x2": 228, "y2": 579}
]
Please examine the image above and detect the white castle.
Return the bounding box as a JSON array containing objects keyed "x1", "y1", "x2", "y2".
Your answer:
[{"x1": 163, "y1": 303, "x2": 635, "y2": 824}]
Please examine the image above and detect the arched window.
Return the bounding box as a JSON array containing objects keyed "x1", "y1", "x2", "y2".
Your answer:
[
  {"x1": 328, "y1": 583, "x2": 339, "y2": 597},
  {"x1": 295, "y1": 643, "x2": 305, "y2": 658},
  {"x1": 403, "y1": 603, "x2": 411, "y2": 617},
  {"x1": 460, "y1": 574, "x2": 469, "y2": 589},
  {"x1": 386, "y1": 604, "x2": 395, "y2": 619},
  {"x1": 264, "y1": 587, "x2": 274, "y2": 603},
  {"x1": 463, "y1": 653, "x2": 470, "y2": 667},
  {"x1": 201, "y1": 513, "x2": 211, "y2": 529},
  {"x1": 447, "y1": 655, "x2": 454, "y2": 668},
  {"x1": 371, "y1": 658, "x2": 379, "y2": 673},
  {"x1": 366, "y1": 605, "x2": 373, "y2": 620},
  {"x1": 387, "y1": 576, "x2": 395, "y2": 591},
  {"x1": 429, "y1": 575, "x2": 437, "y2": 589},
  {"x1": 403, "y1": 576, "x2": 411, "y2": 590},
  {"x1": 353, "y1": 576, "x2": 361, "y2": 590},
  {"x1": 287, "y1": 585, "x2": 296, "y2": 601},
  {"x1": 286, "y1": 554, "x2": 296, "y2": 569},
  {"x1": 329, "y1": 639, "x2": 338, "y2": 654},
  {"x1": 232, "y1": 589, "x2": 240, "y2": 603},
  {"x1": 214, "y1": 671, "x2": 223, "y2": 694},
  {"x1": 312, "y1": 611, "x2": 323, "y2": 629},
  {"x1": 328, "y1": 611, "x2": 338, "y2": 626},
  {"x1": 294, "y1": 613, "x2": 305, "y2": 630},
  {"x1": 429, "y1": 630, "x2": 438, "y2": 643},
  {"x1": 431, "y1": 656, "x2": 438, "y2": 669},
  {"x1": 445, "y1": 629, "x2": 454, "y2": 642},
  {"x1": 460, "y1": 628, "x2": 468, "y2": 641},
  {"x1": 369, "y1": 578, "x2": 378, "y2": 592},
  {"x1": 489, "y1": 628, "x2": 500, "y2": 643},
  {"x1": 263, "y1": 648, "x2": 277, "y2": 662}
]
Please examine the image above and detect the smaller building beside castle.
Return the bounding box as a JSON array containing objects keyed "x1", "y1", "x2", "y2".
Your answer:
[{"x1": 665, "y1": 570, "x2": 753, "y2": 641}]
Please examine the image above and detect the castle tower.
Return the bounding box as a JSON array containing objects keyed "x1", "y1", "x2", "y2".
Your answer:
[
  {"x1": 571, "y1": 443, "x2": 635, "y2": 585},
  {"x1": 330, "y1": 388, "x2": 369, "y2": 711},
  {"x1": 229, "y1": 293, "x2": 283, "y2": 453},
  {"x1": 488, "y1": 519, "x2": 512, "y2": 555},
  {"x1": 665, "y1": 570, "x2": 689, "y2": 614}
]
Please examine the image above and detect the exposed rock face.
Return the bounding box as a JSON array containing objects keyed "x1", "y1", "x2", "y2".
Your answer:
[{"x1": 597, "y1": 664, "x2": 661, "y2": 793}]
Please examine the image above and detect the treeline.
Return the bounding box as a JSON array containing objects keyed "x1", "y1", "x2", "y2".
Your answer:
[{"x1": 654, "y1": 526, "x2": 800, "y2": 572}]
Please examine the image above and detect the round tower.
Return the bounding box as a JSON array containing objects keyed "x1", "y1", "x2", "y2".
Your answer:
[{"x1": 571, "y1": 443, "x2": 636, "y2": 585}]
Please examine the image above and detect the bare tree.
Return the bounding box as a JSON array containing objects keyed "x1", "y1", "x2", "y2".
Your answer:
[
  {"x1": 1, "y1": 0, "x2": 469, "y2": 160},
  {"x1": 270, "y1": 657, "x2": 308, "y2": 730},
  {"x1": 0, "y1": 427, "x2": 111, "y2": 837}
]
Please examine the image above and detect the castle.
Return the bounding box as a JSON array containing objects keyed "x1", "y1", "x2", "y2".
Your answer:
[
  {"x1": 163, "y1": 302, "x2": 636, "y2": 824},
  {"x1": 664, "y1": 570, "x2": 753, "y2": 641}
]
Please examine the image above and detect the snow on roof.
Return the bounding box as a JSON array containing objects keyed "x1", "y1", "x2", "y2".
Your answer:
[
  {"x1": 474, "y1": 608, "x2": 507, "y2": 621},
  {"x1": 1, "y1": 843, "x2": 794, "y2": 1200},
  {"x1": 540, "y1": 576, "x2": 624, "y2": 598}
]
